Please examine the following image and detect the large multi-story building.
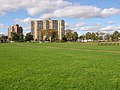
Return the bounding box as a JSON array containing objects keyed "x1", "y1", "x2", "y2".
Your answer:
[
  {"x1": 31, "y1": 19, "x2": 65, "y2": 41},
  {"x1": 8, "y1": 24, "x2": 23, "y2": 39}
]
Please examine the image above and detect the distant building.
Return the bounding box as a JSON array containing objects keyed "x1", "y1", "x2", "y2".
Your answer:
[
  {"x1": 31, "y1": 19, "x2": 65, "y2": 41},
  {"x1": 8, "y1": 24, "x2": 23, "y2": 39}
]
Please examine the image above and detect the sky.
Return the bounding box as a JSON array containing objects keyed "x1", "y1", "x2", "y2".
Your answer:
[{"x1": 0, "y1": 0, "x2": 120, "y2": 35}]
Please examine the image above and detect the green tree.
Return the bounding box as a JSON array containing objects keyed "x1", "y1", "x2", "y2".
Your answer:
[
  {"x1": 100, "y1": 32, "x2": 105, "y2": 41},
  {"x1": 79, "y1": 35, "x2": 85, "y2": 42},
  {"x1": 62, "y1": 35, "x2": 67, "y2": 42},
  {"x1": 72, "y1": 32, "x2": 78, "y2": 42},
  {"x1": 50, "y1": 30, "x2": 58, "y2": 42},
  {"x1": 86, "y1": 32, "x2": 92, "y2": 41},
  {"x1": 25, "y1": 33, "x2": 33, "y2": 42},
  {"x1": 0, "y1": 36, "x2": 8, "y2": 43},
  {"x1": 96, "y1": 31, "x2": 100, "y2": 42},
  {"x1": 19, "y1": 34, "x2": 24, "y2": 42},
  {"x1": 41, "y1": 29, "x2": 47, "y2": 41},
  {"x1": 11, "y1": 32, "x2": 19, "y2": 41},
  {"x1": 65, "y1": 31, "x2": 73, "y2": 41},
  {"x1": 104, "y1": 33, "x2": 111, "y2": 42},
  {"x1": 91, "y1": 32, "x2": 96, "y2": 41},
  {"x1": 111, "y1": 31, "x2": 120, "y2": 41}
]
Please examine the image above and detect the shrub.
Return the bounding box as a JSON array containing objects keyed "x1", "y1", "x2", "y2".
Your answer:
[
  {"x1": 112, "y1": 43, "x2": 116, "y2": 46},
  {"x1": 109, "y1": 43, "x2": 112, "y2": 45},
  {"x1": 100, "y1": 43, "x2": 104, "y2": 45},
  {"x1": 117, "y1": 43, "x2": 119, "y2": 45},
  {"x1": 104, "y1": 43, "x2": 108, "y2": 45}
]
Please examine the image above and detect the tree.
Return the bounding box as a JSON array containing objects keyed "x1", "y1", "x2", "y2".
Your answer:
[
  {"x1": 91, "y1": 32, "x2": 96, "y2": 41},
  {"x1": 111, "y1": 31, "x2": 120, "y2": 41},
  {"x1": 100, "y1": 32, "x2": 105, "y2": 41},
  {"x1": 62, "y1": 35, "x2": 67, "y2": 42},
  {"x1": 65, "y1": 30, "x2": 73, "y2": 41},
  {"x1": 104, "y1": 33, "x2": 111, "y2": 42},
  {"x1": 79, "y1": 35, "x2": 85, "y2": 42},
  {"x1": 86, "y1": 32, "x2": 92, "y2": 41},
  {"x1": 50, "y1": 30, "x2": 58, "y2": 42},
  {"x1": 11, "y1": 32, "x2": 19, "y2": 41},
  {"x1": 0, "y1": 36, "x2": 8, "y2": 43},
  {"x1": 25, "y1": 33, "x2": 33, "y2": 42},
  {"x1": 96, "y1": 31, "x2": 101, "y2": 42},
  {"x1": 72, "y1": 32, "x2": 78, "y2": 42},
  {"x1": 41, "y1": 29, "x2": 47, "y2": 41},
  {"x1": 19, "y1": 33, "x2": 24, "y2": 42},
  {"x1": 98, "y1": 36, "x2": 103, "y2": 41}
]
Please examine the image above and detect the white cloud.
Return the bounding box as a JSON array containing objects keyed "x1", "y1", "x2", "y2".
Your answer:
[
  {"x1": 100, "y1": 26, "x2": 115, "y2": 31},
  {"x1": 0, "y1": 32, "x2": 4, "y2": 35},
  {"x1": 95, "y1": 23, "x2": 102, "y2": 27},
  {"x1": 100, "y1": 26, "x2": 120, "y2": 31},
  {"x1": 65, "y1": 22, "x2": 87, "y2": 31},
  {"x1": 26, "y1": 0, "x2": 72, "y2": 16},
  {"x1": 41, "y1": 6, "x2": 120, "y2": 19},
  {"x1": 107, "y1": 21, "x2": 114, "y2": 24},
  {"x1": 41, "y1": 5, "x2": 100, "y2": 19},
  {"x1": 14, "y1": 17, "x2": 42, "y2": 24},
  {"x1": 76, "y1": 22, "x2": 87, "y2": 27},
  {"x1": 0, "y1": 0, "x2": 71, "y2": 16},
  {"x1": 0, "y1": 0, "x2": 28, "y2": 15},
  {"x1": 0, "y1": 31, "x2": 7, "y2": 36},
  {"x1": 79, "y1": 26, "x2": 100, "y2": 31},
  {"x1": 78, "y1": 25, "x2": 120, "y2": 32},
  {"x1": 14, "y1": 17, "x2": 32, "y2": 25},
  {"x1": 65, "y1": 22, "x2": 70, "y2": 28},
  {"x1": 0, "y1": 0, "x2": 119, "y2": 19},
  {"x1": 101, "y1": 8, "x2": 120, "y2": 17},
  {"x1": 0, "y1": 24, "x2": 7, "y2": 29},
  {"x1": 23, "y1": 26, "x2": 31, "y2": 31}
]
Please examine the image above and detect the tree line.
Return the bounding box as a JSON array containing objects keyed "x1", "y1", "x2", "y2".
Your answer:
[
  {"x1": 0, "y1": 36, "x2": 7, "y2": 43},
  {"x1": 79, "y1": 31, "x2": 120, "y2": 42},
  {"x1": 1, "y1": 30, "x2": 120, "y2": 43},
  {"x1": 62, "y1": 31, "x2": 78, "y2": 42},
  {"x1": 37, "y1": 29, "x2": 58, "y2": 42},
  {"x1": 9, "y1": 32, "x2": 34, "y2": 42},
  {"x1": 37, "y1": 29, "x2": 79, "y2": 42},
  {"x1": 0, "y1": 32, "x2": 34, "y2": 43}
]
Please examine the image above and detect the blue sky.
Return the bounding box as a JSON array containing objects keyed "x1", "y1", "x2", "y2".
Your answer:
[{"x1": 0, "y1": 0, "x2": 120, "y2": 35}]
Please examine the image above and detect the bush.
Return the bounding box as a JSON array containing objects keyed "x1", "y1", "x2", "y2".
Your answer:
[
  {"x1": 109, "y1": 43, "x2": 112, "y2": 45},
  {"x1": 112, "y1": 43, "x2": 116, "y2": 46},
  {"x1": 117, "y1": 43, "x2": 119, "y2": 45},
  {"x1": 104, "y1": 43, "x2": 108, "y2": 45},
  {"x1": 100, "y1": 43, "x2": 104, "y2": 45}
]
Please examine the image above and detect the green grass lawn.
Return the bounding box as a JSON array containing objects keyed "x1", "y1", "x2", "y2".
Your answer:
[{"x1": 0, "y1": 42, "x2": 120, "y2": 90}]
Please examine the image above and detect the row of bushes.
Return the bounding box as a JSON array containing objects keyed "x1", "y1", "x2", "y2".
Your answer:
[{"x1": 98, "y1": 42, "x2": 120, "y2": 46}]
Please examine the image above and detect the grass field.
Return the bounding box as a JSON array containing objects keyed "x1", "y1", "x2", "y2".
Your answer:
[{"x1": 0, "y1": 42, "x2": 120, "y2": 90}]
